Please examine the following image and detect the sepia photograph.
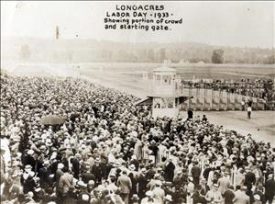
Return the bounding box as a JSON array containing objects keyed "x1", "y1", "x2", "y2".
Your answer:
[{"x1": 1, "y1": 1, "x2": 275, "y2": 204}]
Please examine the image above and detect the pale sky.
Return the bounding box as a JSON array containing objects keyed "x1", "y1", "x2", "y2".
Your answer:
[{"x1": 1, "y1": 1, "x2": 274, "y2": 48}]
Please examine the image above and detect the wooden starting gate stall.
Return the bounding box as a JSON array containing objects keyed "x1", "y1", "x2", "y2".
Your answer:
[
  {"x1": 219, "y1": 91, "x2": 228, "y2": 111},
  {"x1": 178, "y1": 85, "x2": 273, "y2": 111},
  {"x1": 189, "y1": 89, "x2": 198, "y2": 110},
  {"x1": 211, "y1": 90, "x2": 220, "y2": 111},
  {"x1": 204, "y1": 89, "x2": 212, "y2": 111},
  {"x1": 195, "y1": 88, "x2": 205, "y2": 111}
]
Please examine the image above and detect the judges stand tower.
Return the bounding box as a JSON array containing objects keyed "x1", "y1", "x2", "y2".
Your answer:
[{"x1": 135, "y1": 66, "x2": 188, "y2": 119}]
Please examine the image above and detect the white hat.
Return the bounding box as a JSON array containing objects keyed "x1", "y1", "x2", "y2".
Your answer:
[
  {"x1": 35, "y1": 187, "x2": 42, "y2": 192},
  {"x1": 165, "y1": 195, "x2": 173, "y2": 201},
  {"x1": 50, "y1": 152, "x2": 57, "y2": 160},
  {"x1": 254, "y1": 194, "x2": 260, "y2": 200},
  {"x1": 129, "y1": 164, "x2": 136, "y2": 171},
  {"x1": 27, "y1": 149, "x2": 34, "y2": 155},
  {"x1": 145, "y1": 191, "x2": 154, "y2": 197},
  {"x1": 57, "y1": 163, "x2": 64, "y2": 169},
  {"x1": 27, "y1": 191, "x2": 34, "y2": 198},
  {"x1": 25, "y1": 164, "x2": 32, "y2": 170},
  {"x1": 155, "y1": 180, "x2": 162, "y2": 187},
  {"x1": 82, "y1": 194, "x2": 89, "y2": 201},
  {"x1": 13, "y1": 161, "x2": 21, "y2": 167},
  {"x1": 77, "y1": 180, "x2": 87, "y2": 188},
  {"x1": 88, "y1": 180, "x2": 95, "y2": 186},
  {"x1": 46, "y1": 139, "x2": 53, "y2": 146},
  {"x1": 141, "y1": 168, "x2": 147, "y2": 173}
]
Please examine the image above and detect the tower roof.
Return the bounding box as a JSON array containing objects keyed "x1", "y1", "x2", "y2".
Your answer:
[{"x1": 153, "y1": 66, "x2": 176, "y2": 73}]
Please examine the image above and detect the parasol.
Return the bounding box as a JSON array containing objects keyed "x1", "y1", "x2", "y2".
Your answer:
[{"x1": 41, "y1": 115, "x2": 66, "y2": 125}]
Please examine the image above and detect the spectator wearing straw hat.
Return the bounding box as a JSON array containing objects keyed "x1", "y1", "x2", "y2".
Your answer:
[
  {"x1": 21, "y1": 165, "x2": 36, "y2": 194},
  {"x1": 152, "y1": 180, "x2": 165, "y2": 204},
  {"x1": 141, "y1": 191, "x2": 156, "y2": 204},
  {"x1": 131, "y1": 194, "x2": 140, "y2": 204},
  {"x1": 55, "y1": 163, "x2": 64, "y2": 196},
  {"x1": 205, "y1": 183, "x2": 223, "y2": 204},
  {"x1": 164, "y1": 194, "x2": 173, "y2": 204},
  {"x1": 253, "y1": 194, "x2": 262, "y2": 204}
]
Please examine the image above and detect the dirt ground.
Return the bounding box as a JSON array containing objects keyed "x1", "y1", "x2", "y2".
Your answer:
[{"x1": 193, "y1": 111, "x2": 275, "y2": 146}]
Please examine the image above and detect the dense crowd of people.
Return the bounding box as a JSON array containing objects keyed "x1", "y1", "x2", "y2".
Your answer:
[{"x1": 1, "y1": 74, "x2": 275, "y2": 204}]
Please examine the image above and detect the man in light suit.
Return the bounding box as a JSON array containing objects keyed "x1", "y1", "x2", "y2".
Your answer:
[
  {"x1": 55, "y1": 163, "x2": 65, "y2": 204},
  {"x1": 58, "y1": 170, "x2": 75, "y2": 203},
  {"x1": 218, "y1": 172, "x2": 231, "y2": 196},
  {"x1": 233, "y1": 185, "x2": 250, "y2": 204},
  {"x1": 117, "y1": 170, "x2": 132, "y2": 204},
  {"x1": 152, "y1": 181, "x2": 165, "y2": 204}
]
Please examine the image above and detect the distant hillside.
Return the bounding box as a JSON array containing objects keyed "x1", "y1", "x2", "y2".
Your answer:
[{"x1": 1, "y1": 37, "x2": 274, "y2": 64}]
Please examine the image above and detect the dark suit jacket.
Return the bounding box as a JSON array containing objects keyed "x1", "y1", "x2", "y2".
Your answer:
[
  {"x1": 265, "y1": 179, "x2": 275, "y2": 197},
  {"x1": 191, "y1": 165, "x2": 201, "y2": 179},
  {"x1": 81, "y1": 172, "x2": 95, "y2": 184},
  {"x1": 164, "y1": 162, "x2": 175, "y2": 182},
  {"x1": 91, "y1": 164, "x2": 102, "y2": 182},
  {"x1": 71, "y1": 158, "x2": 80, "y2": 179},
  {"x1": 244, "y1": 171, "x2": 256, "y2": 186}
]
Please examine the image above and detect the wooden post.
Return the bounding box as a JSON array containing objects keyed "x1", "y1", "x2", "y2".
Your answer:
[
  {"x1": 196, "y1": 87, "x2": 199, "y2": 111},
  {"x1": 211, "y1": 89, "x2": 214, "y2": 111},
  {"x1": 188, "y1": 85, "x2": 191, "y2": 109},
  {"x1": 204, "y1": 87, "x2": 207, "y2": 110},
  {"x1": 234, "y1": 93, "x2": 237, "y2": 110},
  {"x1": 218, "y1": 89, "x2": 221, "y2": 111},
  {"x1": 226, "y1": 91, "x2": 230, "y2": 110}
]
